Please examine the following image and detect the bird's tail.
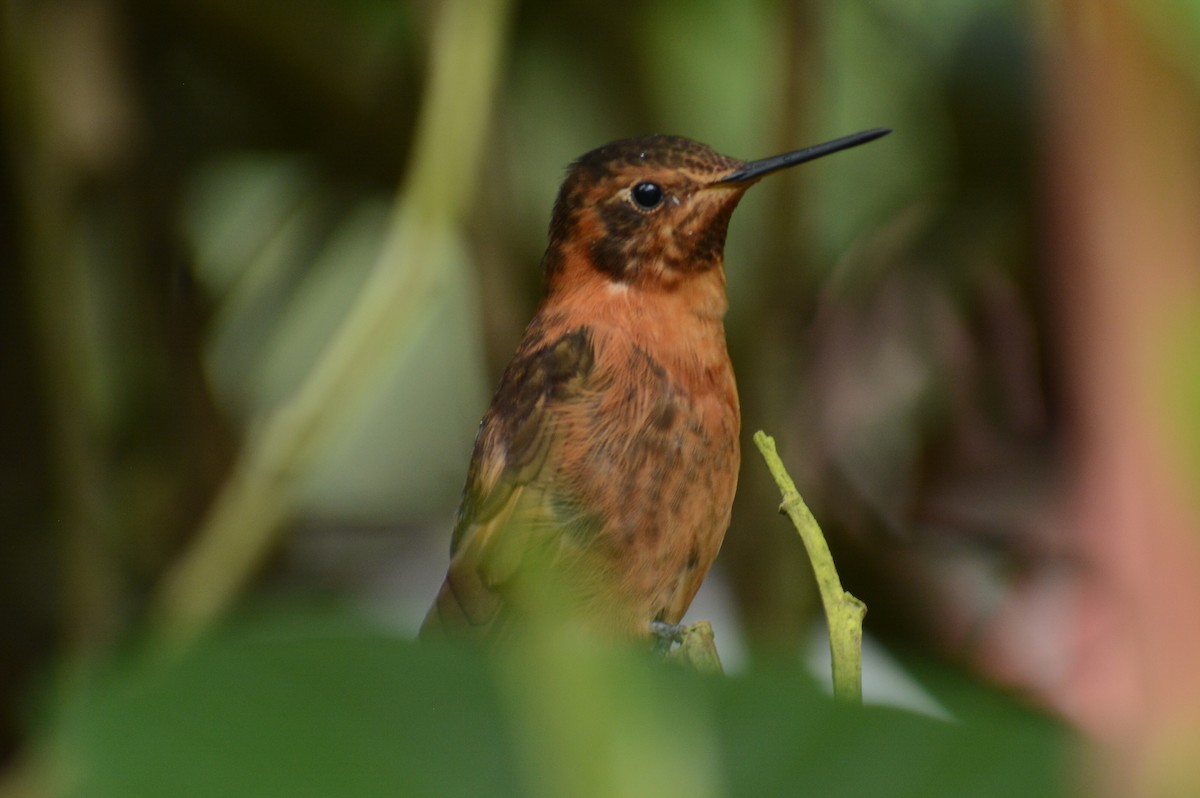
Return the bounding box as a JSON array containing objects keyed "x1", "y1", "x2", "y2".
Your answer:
[{"x1": 417, "y1": 567, "x2": 500, "y2": 642}]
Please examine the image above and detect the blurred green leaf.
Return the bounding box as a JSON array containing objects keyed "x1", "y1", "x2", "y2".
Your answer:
[
  {"x1": 48, "y1": 610, "x2": 1072, "y2": 798},
  {"x1": 183, "y1": 156, "x2": 489, "y2": 521},
  {"x1": 293, "y1": 222, "x2": 489, "y2": 520},
  {"x1": 53, "y1": 613, "x2": 518, "y2": 798}
]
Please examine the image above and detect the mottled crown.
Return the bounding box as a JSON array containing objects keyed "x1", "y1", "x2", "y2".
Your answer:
[
  {"x1": 566, "y1": 136, "x2": 740, "y2": 188},
  {"x1": 543, "y1": 136, "x2": 746, "y2": 285},
  {"x1": 549, "y1": 136, "x2": 740, "y2": 237}
]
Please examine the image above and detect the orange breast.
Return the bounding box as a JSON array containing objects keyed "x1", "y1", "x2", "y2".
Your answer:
[{"x1": 544, "y1": 270, "x2": 740, "y2": 629}]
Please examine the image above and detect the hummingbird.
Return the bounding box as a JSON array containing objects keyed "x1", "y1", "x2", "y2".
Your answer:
[{"x1": 420, "y1": 128, "x2": 890, "y2": 644}]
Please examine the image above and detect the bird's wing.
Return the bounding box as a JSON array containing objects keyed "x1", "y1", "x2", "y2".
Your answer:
[{"x1": 420, "y1": 326, "x2": 605, "y2": 639}]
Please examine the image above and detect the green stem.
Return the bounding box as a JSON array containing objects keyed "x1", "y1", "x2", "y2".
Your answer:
[
  {"x1": 753, "y1": 431, "x2": 866, "y2": 702},
  {"x1": 665, "y1": 621, "x2": 725, "y2": 675},
  {"x1": 148, "y1": 0, "x2": 513, "y2": 648}
]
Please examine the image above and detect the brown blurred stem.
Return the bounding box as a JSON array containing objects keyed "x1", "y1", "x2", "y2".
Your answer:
[{"x1": 754, "y1": 431, "x2": 865, "y2": 702}]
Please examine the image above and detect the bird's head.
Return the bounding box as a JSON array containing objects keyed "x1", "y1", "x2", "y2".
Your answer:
[{"x1": 541, "y1": 130, "x2": 889, "y2": 294}]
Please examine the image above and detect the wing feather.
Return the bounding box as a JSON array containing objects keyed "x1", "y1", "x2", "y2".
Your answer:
[{"x1": 420, "y1": 326, "x2": 604, "y2": 640}]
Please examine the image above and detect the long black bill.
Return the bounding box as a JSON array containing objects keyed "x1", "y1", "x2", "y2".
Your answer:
[{"x1": 720, "y1": 128, "x2": 891, "y2": 184}]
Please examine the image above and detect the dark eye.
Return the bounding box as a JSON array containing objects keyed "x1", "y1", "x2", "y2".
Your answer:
[{"x1": 631, "y1": 181, "x2": 664, "y2": 210}]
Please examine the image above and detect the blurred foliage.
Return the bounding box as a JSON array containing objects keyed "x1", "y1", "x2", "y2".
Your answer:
[
  {"x1": 43, "y1": 608, "x2": 1069, "y2": 798},
  {"x1": 183, "y1": 157, "x2": 487, "y2": 519},
  {"x1": 4, "y1": 0, "x2": 1200, "y2": 792}
]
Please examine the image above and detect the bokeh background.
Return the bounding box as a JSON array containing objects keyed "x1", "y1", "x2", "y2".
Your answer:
[{"x1": 3, "y1": 0, "x2": 1200, "y2": 795}]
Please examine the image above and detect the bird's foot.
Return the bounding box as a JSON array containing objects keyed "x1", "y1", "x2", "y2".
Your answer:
[{"x1": 649, "y1": 620, "x2": 687, "y2": 654}]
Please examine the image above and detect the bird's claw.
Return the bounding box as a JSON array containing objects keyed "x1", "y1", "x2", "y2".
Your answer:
[{"x1": 649, "y1": 620, "x2": 687, "y2": 654}]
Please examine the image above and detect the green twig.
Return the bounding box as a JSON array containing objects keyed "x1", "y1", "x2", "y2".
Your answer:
[
  {"x1": 753, "y1": 431, "x2": 866, "y2": 702},
  {"x1": 665, "y1": 621, "x2": 724, "y2": 675}
]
